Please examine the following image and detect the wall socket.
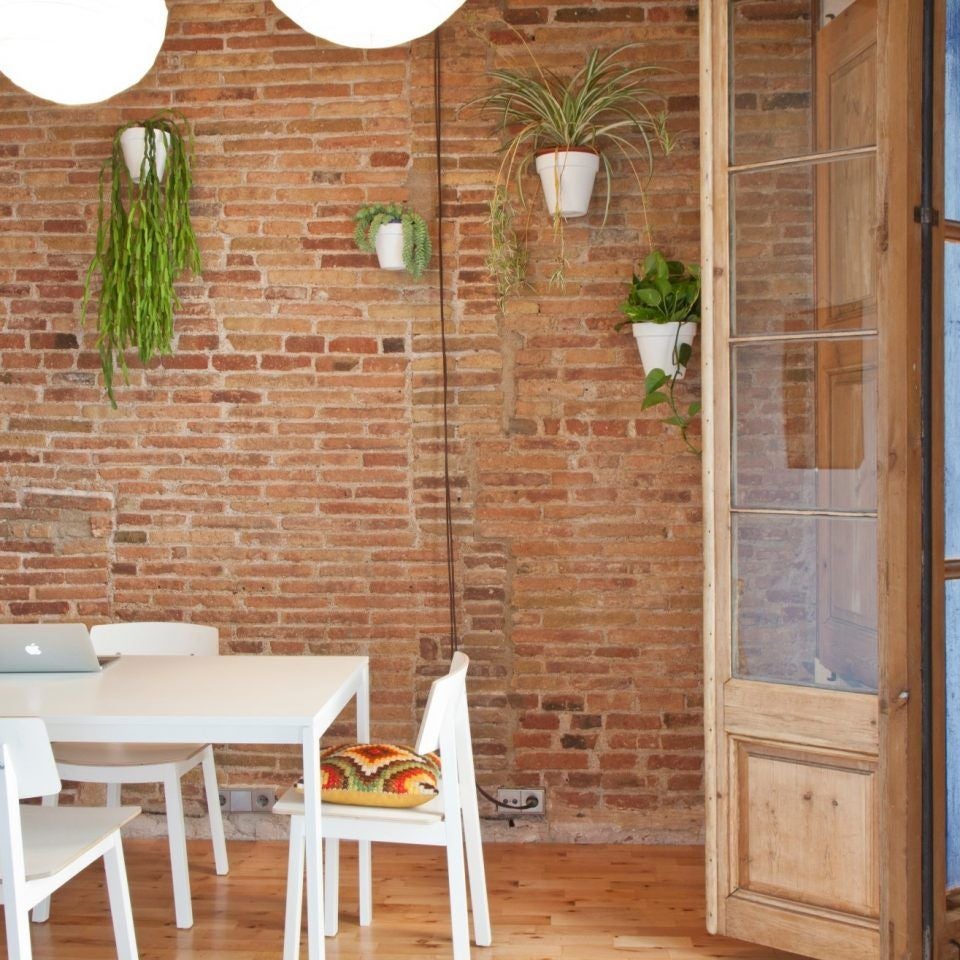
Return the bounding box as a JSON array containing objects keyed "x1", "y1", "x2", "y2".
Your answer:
[
  {"x1": 218, "y1": 788, "x2": 275, "y2": 813},
  {"x1": 496, "y1": 787, "x2": 545, "y2": 816}
]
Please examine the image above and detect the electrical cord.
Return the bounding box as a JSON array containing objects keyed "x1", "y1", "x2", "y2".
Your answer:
[
  {"x1": 433, "y1": 26, "x2": 458, "y2": 659},
  {"x1": 432, "y1": 28, "x2": 540, "y2": 823}
]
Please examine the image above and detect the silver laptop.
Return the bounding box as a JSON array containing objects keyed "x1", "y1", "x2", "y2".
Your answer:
[{"x1": 0, "y1": 623, "x2": 116, "y2": 673}]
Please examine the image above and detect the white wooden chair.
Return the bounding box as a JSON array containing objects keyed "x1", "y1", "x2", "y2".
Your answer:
[
  {"x1": 0, "y1": 718, "x2": 140, "y2": 960},
  {"x1": 274, "y1": 651, "x2": 491, "y2": 960},
  {"x1": 35, "y1": 622, "x2": 229, "y2": 930}
]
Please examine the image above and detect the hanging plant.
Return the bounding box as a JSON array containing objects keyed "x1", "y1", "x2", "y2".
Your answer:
[
  {"x1": 616, "y1": 250, "x2": 702, "y2": 455},
  {"x1": 468, "y1": 41, "x2": 673, "y2": 304},
  {"x1": 81, "y1": 110, "x2": 201, "y2": 406},
  {"x1": 353, "y1": 203, "x2": 432, "y2": 279}
]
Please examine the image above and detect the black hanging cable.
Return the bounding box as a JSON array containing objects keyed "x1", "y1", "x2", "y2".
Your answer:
[
  {"x1": 433, "y1": 27, "x2": 536, "y2": 821},
  {"x1": 433, "y1": 27, "x2": 459, "y2": 658}
]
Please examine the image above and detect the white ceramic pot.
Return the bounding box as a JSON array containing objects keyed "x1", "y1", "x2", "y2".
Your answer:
[
  {"x1": 374, "y1": 222, "x2": 405, "y2": 271},
  {"x1": 534, "y1": 148, "x2": 600, "y2": 219},
  {"x1": 631, "y1": 321, "x2": 699, "y2": 379},
  {"x1": 119, "y1": 126, "x2": 169, "y2": 184}
]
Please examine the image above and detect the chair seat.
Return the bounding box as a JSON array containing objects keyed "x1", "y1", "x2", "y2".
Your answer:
[
  {"x1": 2, "y1": 805, "x2": 141, "y2": 882},
  {"x1": 53, "y1": 741, "x2": 207, "y2": 768},
  {"x1": 274, "y1": 785, "x2": 444, "y2": 824}
]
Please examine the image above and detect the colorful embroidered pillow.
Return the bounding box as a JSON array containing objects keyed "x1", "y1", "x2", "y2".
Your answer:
[{"x1": 320, "y1": 743, "x2": 441, "y2": 808}]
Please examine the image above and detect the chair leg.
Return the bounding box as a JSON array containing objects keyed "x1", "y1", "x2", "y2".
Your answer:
[
  {"x1": 102, "y1": 837, "x2": 138, "y2": 960},
  {"x1": 162, "y1": 771, "x2": 194, "y2": 929},
  {"x1": 324, "y1": 838, "x2": 339, "y2": 937},
  {"x1": 460, "y1": 797, "x2": 491, "y2": 946},
  {"x1": 200, "y1": 747, "x2": 229, "y2": 876},
  {"x1": 30, "y1": 794, "x2": 59, "y2": 924},
  {"x1": 5, "y1": 904, "x2": 33, "y2": 960},
  {"x1": 106, "y1": 783, "x2": 122, "y2": 807},
  {"x1": 357, "y1": 840, "x2": 372, "y2": 927},
  {"x1": 444, "y1": 829, "x2": 471, "y2": 960},
  {"x1": 283, "y1": 816, "x2": 306, "y2": 960}
]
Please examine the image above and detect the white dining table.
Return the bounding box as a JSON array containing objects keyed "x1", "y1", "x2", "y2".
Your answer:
[{"x1": 0, "y1": 654, "x2": 370, "y2": 960}]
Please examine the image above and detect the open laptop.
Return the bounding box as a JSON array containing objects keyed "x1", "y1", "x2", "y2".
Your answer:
[{"x1": 0, "y1": 623, "x2": 117, "y2": 673}]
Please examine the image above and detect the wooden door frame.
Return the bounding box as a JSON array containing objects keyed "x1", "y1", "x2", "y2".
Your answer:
[{"x1": 699, "y1": 0, "x2": 925, "y2": 953}]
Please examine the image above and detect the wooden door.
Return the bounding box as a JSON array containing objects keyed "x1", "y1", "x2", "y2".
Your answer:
[{"x1": 700, "y1": 0, "x2": 924, "y2": 955}]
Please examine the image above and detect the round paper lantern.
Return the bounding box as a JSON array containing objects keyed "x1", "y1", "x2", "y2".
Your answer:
[
  {"x1": 272, "y1": 0, "x2": 465, "y2": 49},
  {"x1": 0, "y1": 0, "x2": 168, "y2": 105}
]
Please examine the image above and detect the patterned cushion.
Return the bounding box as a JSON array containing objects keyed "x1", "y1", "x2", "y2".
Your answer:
[{"x1": 320, "y1": 743, "x2": 441, "y2": 808}]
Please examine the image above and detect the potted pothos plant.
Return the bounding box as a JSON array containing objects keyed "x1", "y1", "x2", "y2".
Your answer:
[
  {"x1": 470, "y1": 43, "x2": 673, "y2": 303},
  {"x1": 354, "y1": 203, "x2": 432, "y2": 280},
  {"x1": 82, "y1": 110, "x2": 201, "y2": 407},
  {"x1": 616, "y1": 250, "x2": 702, "y2": 455}
]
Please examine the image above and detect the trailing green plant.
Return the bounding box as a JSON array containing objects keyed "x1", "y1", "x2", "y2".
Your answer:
[
  {"x1": 82, "y1": 110, "x2": 201, "y2": 407},
  {"x1": 469, "y1": 41, "x2": 673, "y2": 303},
  {"x1": 353, "y1": 202, "x2": 432, "y2": 280},
  {"x1": 616, "y1": 250, "x2": 702, "y2": 455}
]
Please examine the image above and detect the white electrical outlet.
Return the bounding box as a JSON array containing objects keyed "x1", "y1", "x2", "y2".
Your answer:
[
  {"x1": 251, "y1": 788, "x2": 275, "y2": 812},
  {"x1": 496, "y1": 787, "x2": 545, "y2": 816}
]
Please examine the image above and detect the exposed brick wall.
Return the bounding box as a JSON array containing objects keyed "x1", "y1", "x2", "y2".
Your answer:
[{"x1": 0, "y1": 0, "x2": 703, "y2": 841}]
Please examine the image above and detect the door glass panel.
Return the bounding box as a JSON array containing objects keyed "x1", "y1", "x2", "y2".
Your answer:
[
  {"x1": 733, "y1": 513, "x2": 878, "y2": 691},
  {"x1": 733, "y1": 338, "x2": 878, "y2": 511},
  {"x1": 731, "y1": 155, "x2": 877, "y2": 336},
  {"x1": 947, "y1": 244, "x2": 960, "y2": 555},
  {"x1": 730, "y1": 0, "x2": 876, "y2": 166},
  {"x1": 947, "y1": 0, "x2": 960, "y2": 221},
  {"x1": 947, "y1": 579, "x2": 960, "y2": 892}
]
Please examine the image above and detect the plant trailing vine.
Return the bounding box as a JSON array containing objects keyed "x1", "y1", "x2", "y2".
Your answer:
[
  {"x1": 354, "y1": 202, "x2": 432, "y2": 279},
  {"x1": 82, "y1": 110, "x2": 201, "y2": 407},
  {"x1": 616, "y1": 250, "x2": 702, "y2": 455}
]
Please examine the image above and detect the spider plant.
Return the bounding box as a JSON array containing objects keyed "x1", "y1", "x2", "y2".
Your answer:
[
  {"x1": 82, "y1": 110, "x2": 201, "y2": 407},
  {"x1": 470, "y1": 43, "x2": 673, "y2": 303}
]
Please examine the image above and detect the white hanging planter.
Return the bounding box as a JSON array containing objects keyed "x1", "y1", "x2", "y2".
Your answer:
[
  {"x1": 631, "y1": 321, "x2": 699, "y2": 379},
  {"x1": 119, "y1": 126, "x2": 169, "y2": 184},
  {"x1": 534, "y1": 148, "x2": 600, "y2": 219},
  {"x1": 374, "y1": 222, "x2": 405, "y2": 271}
]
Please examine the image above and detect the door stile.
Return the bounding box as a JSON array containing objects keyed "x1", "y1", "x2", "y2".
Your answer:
[
  {"x1": 700, "y1": 0, "x2": 733, "y2": 936},
  {"x1": 875, "y1": 0, "x2": 925, "y2": 952}
]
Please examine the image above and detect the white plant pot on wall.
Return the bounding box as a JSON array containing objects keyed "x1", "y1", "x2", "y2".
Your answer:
[
  {"x1": 631, "y1": 322, "x2": 699, "y2": 379},
  {"x1": 535, "y1": 148, "x2": 600, "y2": 219},
  {"x1": 374, "y1": 222, "x2": 405, "y2": 271},
  {"x1": 120, "y1": 127, "x2": 169, "y2": 184}
]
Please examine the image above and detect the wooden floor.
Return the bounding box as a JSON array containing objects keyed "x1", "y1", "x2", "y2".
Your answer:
[{"x1": 12, "y1": 840, "x2": 801, "y2": 960}]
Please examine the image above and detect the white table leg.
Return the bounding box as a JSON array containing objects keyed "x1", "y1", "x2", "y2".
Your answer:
[
  {"x1": 356, "y1": 662, "x2": 372, "y2": 927},
  {"x1": 302, "y1": 725, "x2": 325, "y2": 960}
]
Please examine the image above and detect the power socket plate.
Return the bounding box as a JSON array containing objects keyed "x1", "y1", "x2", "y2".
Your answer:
[{"x1": 496, "y1": 787, "x2": 545, "y2": 816}]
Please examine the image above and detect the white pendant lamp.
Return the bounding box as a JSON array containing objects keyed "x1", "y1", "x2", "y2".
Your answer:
[
  {"x1": 272, "y1": 0, "x2": 465, "y2": 49},
  {"x1": 0, "y1": 0, "x2": 168, "y2": 105}
]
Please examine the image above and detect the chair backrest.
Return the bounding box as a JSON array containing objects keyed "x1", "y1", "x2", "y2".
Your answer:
[
  {"x1": 90, "y1": 622, "x2": 219, "y2": 657},
  {"x1": 0, "y1": 718, "x2": 60, "y2": 800},
  {"x1": 415, "y1": 652, "x2": 469, "y2": 757}
]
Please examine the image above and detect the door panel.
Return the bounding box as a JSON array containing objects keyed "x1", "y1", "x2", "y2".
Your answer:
[{"x1": 732, "y1": 739, "x2": 878, "y2": 917}]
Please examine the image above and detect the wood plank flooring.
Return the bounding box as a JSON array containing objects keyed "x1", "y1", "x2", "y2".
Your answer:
[{"x1": 11, "y1": 841, "x2": 802, "y2": 960}]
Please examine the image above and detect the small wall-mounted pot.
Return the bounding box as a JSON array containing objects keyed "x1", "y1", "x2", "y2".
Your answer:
[
  {"x1": 374, "y1": 222, "x2": 405, "y2": 271},
  {"x1": 119, "y1": 127, "x2": 169, "y2": 184},
  {"x1": 534, "y1": 148, "x2": 600, "y2": 219},
  {"x1": 631, "y1": 321, "x2": 699, "y2": 379}
]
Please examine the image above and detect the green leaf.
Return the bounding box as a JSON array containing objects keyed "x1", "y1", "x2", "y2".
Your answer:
[
  {"x1": 644, "y1": 368, "x2": 667, "y2": 392},
  {"x1": 676, "y1": 342, "x2": 692, "y2": 366},
  {"x1": 642, "y1": 391, "x2": 669, "y2": 409},
  {"x1": 664, "y1": 415, "x2": 686, "y2": 426},
  {"x1": 688, "y1": 401, "x2": 702, "y2": 416}
]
